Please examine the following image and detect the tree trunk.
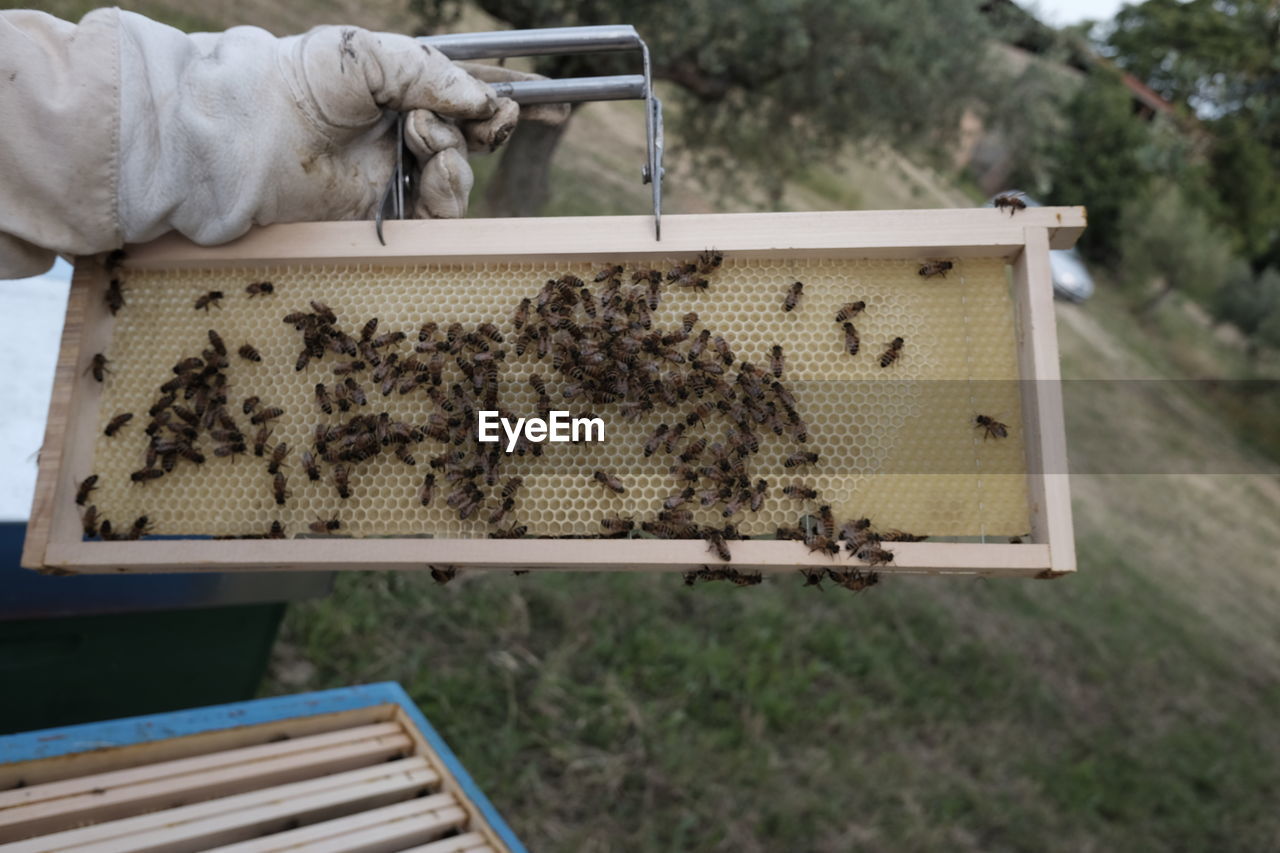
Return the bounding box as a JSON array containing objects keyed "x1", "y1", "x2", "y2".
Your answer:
[{"x1": 483, "y1": 113, "x2": 574, "y2": 218}]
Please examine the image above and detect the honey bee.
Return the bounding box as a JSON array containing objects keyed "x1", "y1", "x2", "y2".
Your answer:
[
  {"x1": 315, "y1": 383, "x2": 333, "y2": 415},
  {"x1": 783, "y1": 451, "x2": 819, "y2": 468},
  {"x1": 488, "y1": 497, "x2": 515, "y2": 525},
  {"x1": 124, "y1": 515, "x2": 154, "y2": 540},
  {"x1": 419, "y1": 473, "x2": 436, "y2": 506},
  {"x1": 194, "y1": 290, "x2": 224, "y2": 311},
  {"x1": 706, "y1": 530, "x2": 731, "y2": 562},
  {"x1": 594, "y1": 264, "x2": 624, "y2": 283},
  {"x1": 238, "y1": 344, "x2": 262, "y2": 363},
  {"x1": 251, "y1": 406, "x2": 284, "y2": 425},
  {"x1": 360, "y1": 318, "x2": 378, "y2": 342},
  {"x1": 344, "y1": 377, "x2": 367, "y2": 407},
  {"x1": 371, "y1": 330, "x2": 407, "y2": 348},
  {"x1": 697, "y1": 249, "x2": 724, "y2": 273},
  {"x1": 501, "y1": 477, "x2": 523, "y2": 499},
  {"x1": 993, "y1": 192, "x2": 1027, "y2": 215},
  {"x1": 729, "y1": 569, "x2": 763, "y2": 587},
  {"x1": 76, "y1": 475, "x2": 99, "y2": 506},
  {"x1": 782, "y1": 482, "x2": 818, "y2": 500},
  {"x1": 332, "y1": 360, "x2": 366, "y2": 376},
  {"x1": 253, "y1": 425, "x2": 273, "y2": 456},
  {"x1": 843, "y1": 322, "x2": 860, "y2": 356},
  {"x1": 918, "y1": 260, "x2": 954, "y2": 278},
  {"x1": 265, "y1": 520, "x2": 286, "y2": 539},
  {"x1": 430, "y1": 565, "x2": 457, "y2": 585},
  {"x1": 799, "y1": 567, "x2": 826, "y2": 589},
  {"x1": 975, "y1": 414, "x2": 1009, "y2": 440},
  {"x1": 879, "y1": 337, "x2": 904, "y2": 368},
  {"x1": 240, "y1": 395, "x2": 259, "y2": 416},
  {"x1": 272, "y1": 472, "x2": 289, "y2": 506},
  {"x1": 268, "y1": 442, "x2": 290, "y2": 474},
  {"x1": 855, "y1": 546, "x2": 894, "y2": 566},
  {"x1": 333, "y1": 465, "x2": 351, "y2": 499},
  {"x1": 593, "y1": 470, "x2": 625, "y2": 494},
  {"x1": 834, "y1": 301, "x2": 865, "y2": 322},
  {"x1": 783, "y1": 281, "x2": 803, "y2": 312},
  {"x1": 664, "y1": 487, "x2": 696, "y2": 510},
  {"x1": 395, "y1": 444, "x2": 416, "y2": 466},
  {"x1": 205, "y1": 329, "x2": 227, "y2": 358},
  {"x1": 818, "y1": 505, "x2": 836, "y2": 539},
  {"x1": 130, "y1": 467, "x2": 163, "y2": 483},
  {"x1": 770, "y1": 345, "x2": 784, "y2": 378},
  {"x1": 881, "y1": 530, "x2": 928, "y2": 542},
  {"x1": 81, "y1": 504, "x2": 100, "y2": 537},
  {"x1": 246, "y1": 280, "x2": 274, "y2": 297},
  {"x1": 678, "y1": 437, "x2": 707, "y2": 463},
  {"x1": 713, "y1": 337, "x2": 734, "y2": 366},
  {"x1": 215, "y1": 441, "x2": 248, "y2": 458},
  {"x1": 103, "y1": 412, "x2": 133, "y2": 436},
  {"x1": 512, "y1": 298, "x2": 532, "y2": 332},
  {"x1": 600, "y1": 516, "x2": 634, "y2": 536},
  {"x1": 98, "y1": 519, "x2": 119, "y2": 540},
  {"x1": 105, "y1": 278, "x2": 126, "y2": 315},
  {"x1": 87, "y1": 353, "x2": 110, "y2": 382},
  {"x1": 675, "y1": 275, "x2": 709, "y2": 291},
  {"x1": 310, "y1": 300, "x2": 337, "y2": 324},
  {"x1": 644, "y1": 424, "x2": 668, "y2": 458},
  {"x1": 309, "y1": 517, "x2": 341, "y2": 534},
  {"x1": 831, "y1": 568, "x2": 879, "y2": 592},
  {"x1": 300, "y1": 450, "x2": 320, "y2": 481}
]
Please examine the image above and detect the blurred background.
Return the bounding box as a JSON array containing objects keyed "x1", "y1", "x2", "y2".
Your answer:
[{"x1": 2, "y1": 0, "x2": 1279, "y2": 849}]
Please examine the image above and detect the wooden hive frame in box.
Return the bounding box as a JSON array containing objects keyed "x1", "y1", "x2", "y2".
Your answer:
[
  {"x1": 22, "y1": 208, "x2": 1083, "y2": 577},
  {"x1": 0, "y1": 683, "x2": 521, "y2": 852}
]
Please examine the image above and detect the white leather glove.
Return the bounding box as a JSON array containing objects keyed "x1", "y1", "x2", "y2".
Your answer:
[{"x1": 0, "y1": 10, "x2": 544, "y2": 278}]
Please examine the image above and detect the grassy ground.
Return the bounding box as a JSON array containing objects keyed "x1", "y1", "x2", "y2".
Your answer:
[{"x1": 18, "y1": 1, "x2": 1277, "y2": 845}]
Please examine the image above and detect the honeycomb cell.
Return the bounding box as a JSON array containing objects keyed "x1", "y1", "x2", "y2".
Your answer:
[{"x1": 87, "y1": 257, "x2": 1030, "y2": 541}]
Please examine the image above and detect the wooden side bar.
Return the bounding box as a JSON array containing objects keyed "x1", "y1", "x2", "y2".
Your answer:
[{"x1": 1011, "y1": 227, "x2": 1076, "y2": 573}]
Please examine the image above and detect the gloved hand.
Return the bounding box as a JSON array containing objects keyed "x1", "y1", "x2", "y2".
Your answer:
[{"x1": 0, "y1": 10, "x2": 564, "y2": 278}]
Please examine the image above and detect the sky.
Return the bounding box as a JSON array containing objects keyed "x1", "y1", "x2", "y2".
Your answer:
[{"x1": 1020, "y1": 0, "x2": 1129, "y2": 27}]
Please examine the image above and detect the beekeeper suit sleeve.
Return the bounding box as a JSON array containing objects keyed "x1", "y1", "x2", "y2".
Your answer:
[{"x1": 0, "y1": 9, "x2": 559, "y2": 279}]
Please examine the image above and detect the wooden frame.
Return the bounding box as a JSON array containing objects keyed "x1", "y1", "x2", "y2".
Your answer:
[
  {"x1": 0, "y1": 683, "x2": 520, "y2": 852},
  {"x1": 22, "y1": 208, "x2": 1082, "y2": 577}
]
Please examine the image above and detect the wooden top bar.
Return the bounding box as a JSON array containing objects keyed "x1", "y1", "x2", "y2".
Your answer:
[{"x1": 122, "y1": 208, "x2": 1087, "y2": 269}]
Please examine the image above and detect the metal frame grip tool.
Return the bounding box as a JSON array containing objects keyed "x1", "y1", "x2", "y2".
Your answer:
[{"x1": 375, "y1": 25, "x2": 664, "y2": 244}]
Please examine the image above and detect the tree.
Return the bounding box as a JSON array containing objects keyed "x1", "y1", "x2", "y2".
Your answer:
[
  {"x1": 1214, "y1": 265, "x2": 1280, "y2": 360},
  {"x1": 1120, "y1": 182, "x2": 1237, "y2": 318},
  {"x1": 1106, "y1": 0, "x2": 1280, "y2": 267},
  {"x1": 1046, "y1": 71, "x2": 1151, "y2": 262},
  {"x1": 413, "y1": 0, "x2": 993, "y2": 216}
]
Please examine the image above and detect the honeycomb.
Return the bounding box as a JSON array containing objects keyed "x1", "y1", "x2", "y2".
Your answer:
[{"x1": 87, "y1": 256, "x2": 1029, "y2": 541}]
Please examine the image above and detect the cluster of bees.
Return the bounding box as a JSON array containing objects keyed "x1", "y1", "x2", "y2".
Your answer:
[
  {"x1": 78, "y1": 245, "x2": 1014, "y2": 588},
  {"x1": 81, "y1": 278, "x2": 287, "y2": 539}
]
